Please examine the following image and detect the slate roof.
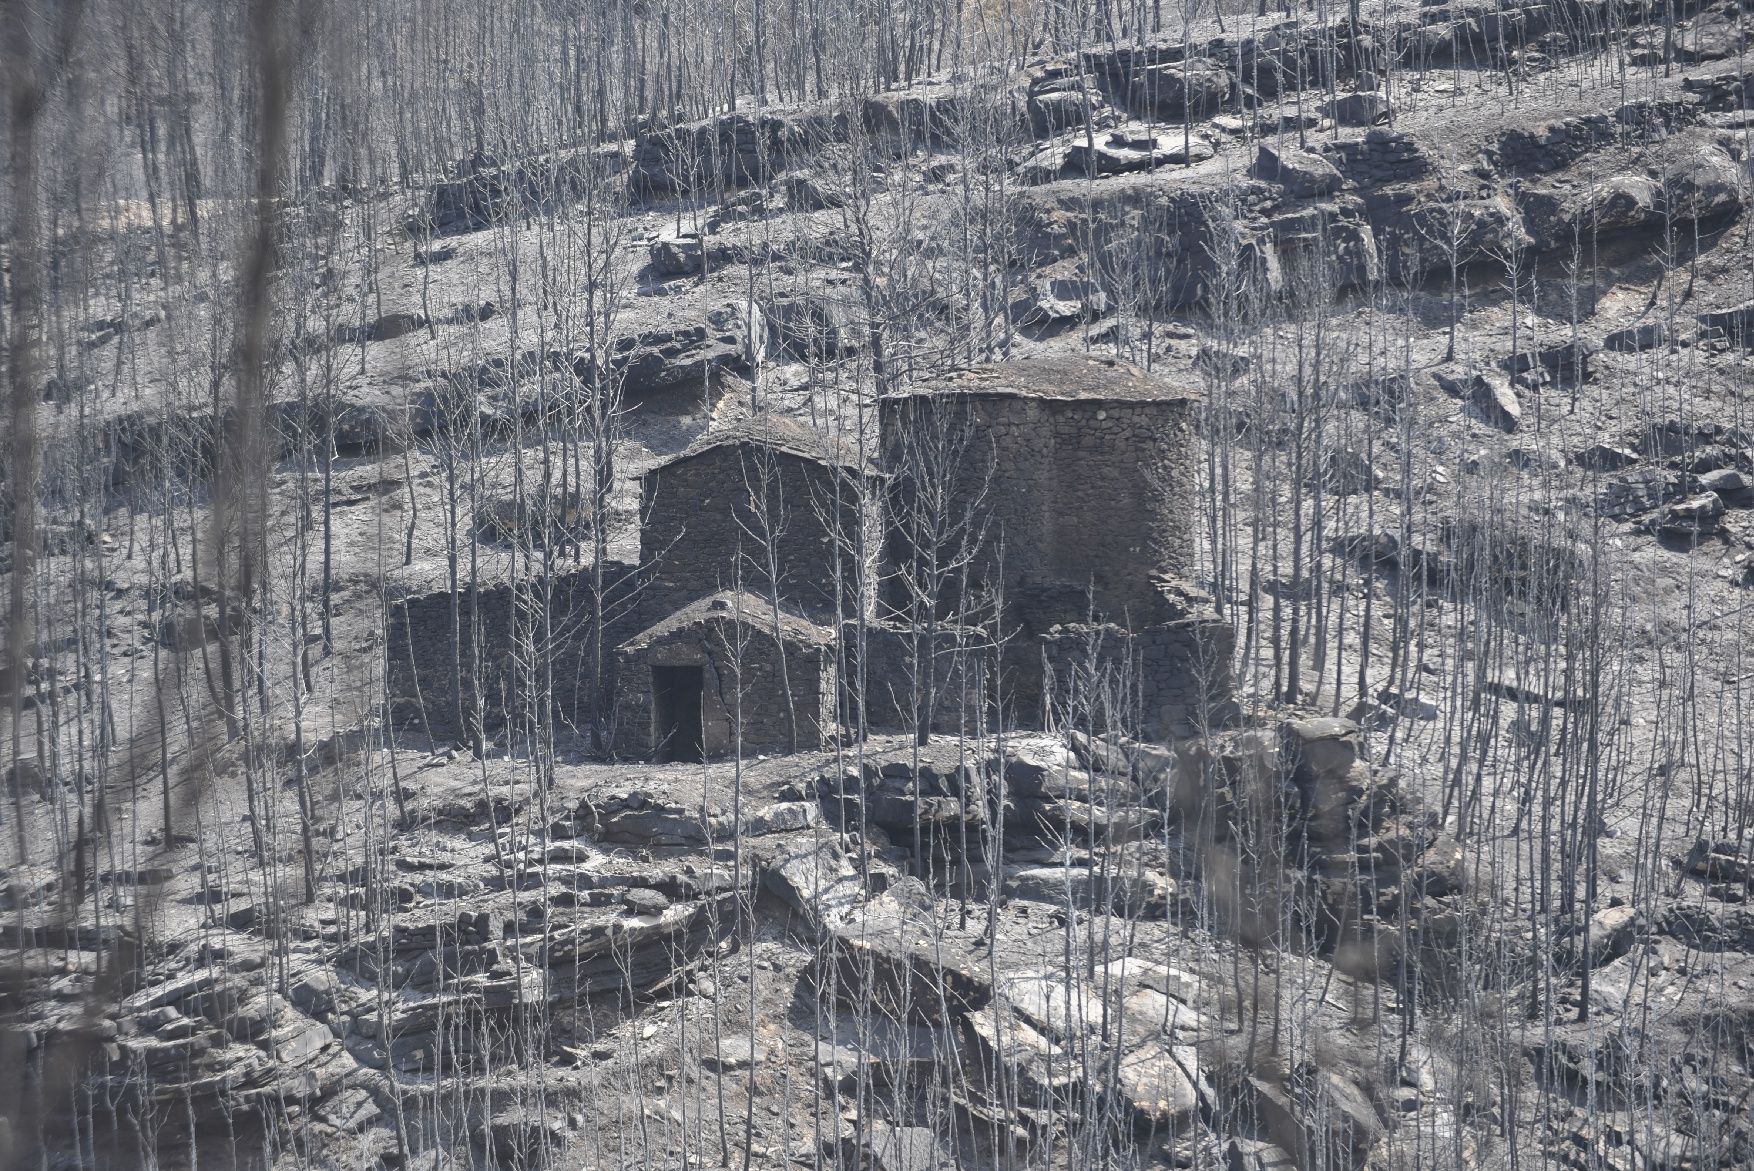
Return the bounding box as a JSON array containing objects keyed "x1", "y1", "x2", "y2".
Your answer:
[
  {"x1": 883, "y1": 355, "x2": 1199, "y2": 403},
  {"x1": 620, "y1": 590, "x2": 836, "y2": 652},
  {"x1": 642, "y1": 413, "x2": 871, "y2": 476}
]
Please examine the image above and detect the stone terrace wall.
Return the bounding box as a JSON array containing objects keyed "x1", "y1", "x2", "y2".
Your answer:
[
  {"x1": 1320, "y1": 130, "x2": 1433, "y2": 187},
  {"x1": 849, "y1": 621, "x2": 985, "y2": 735},
  {"x1": 387, "y1": 563, "x2": 639, "y2": 743},
  {"x1": 1040, "y1": 615, "x2": 1238, "y2": 741},
  {"x1": 1489, "y1": 98, "x2": 1701, "y2": 174}
]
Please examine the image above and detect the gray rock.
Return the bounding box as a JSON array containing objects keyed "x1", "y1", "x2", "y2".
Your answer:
[
  {"x1": 1571, "y1": 904, "x2": 1642, "y2": 969},
  {"x1": 701, "y1": 1036, "x2": 769, "y2": 1071},
  {"x1": 1322, "y1": 448, "x2": 1379, "y2": 495},
  {"x1": 1471, "y1": 372, "x2": 1521, "y2": 432},
  {"x1": 1116, "y1": 1041, "x2": 1202, "y2": 1125},
  {"x1": 1653, "y1": 491, "x2": 1725, "y2": 538},
  {"x1": 864, "y1": 1122, "x2": 953, "y2": 1171},
  {"x1": 1327, "y1": 91, "x2": 1389, "y2": 126},
  {"x1": 763, "y1": 291, "x2": 863, "y2": 358},
  {"x1": 776, "y1": 170, "x2": 849, "y2": 210},
  {"x1": 1068, "y1": 129, "x2": 1211, "y2": 175},
  {"x1": 1597, "y1": 467, "x2": 1683, "y2": 518},
  {"x1": 1573, "y1": 443, "x2": 1641, "y2": 472},
  {"x1": 1697, "y1": 467, "x2": 1750, "y2": 497},
  {"x1": 1006, "y1": 864, "x2": 1175, "y2": 917},
  {"x1": 1014, "y1": 275, "x2": 1111, "y2": 326},
  {"x1": 1602, "y1": 321, "x2": 1670, "y2": 353},
  {"x1": 1699, "y1": 300, "x2": 1754, "y2": 348},
  {"x1": 1280, "y1": 717, "x2": 1363, "y2": 788},
  {"x1": 746, "y1": 801, "x2": 822, "y2": 835},
  {"x1": 1131, "y1": 59, "x2": 1232, "y2": 119},
  {"x1": 582, "y1": 304, "x2": 767, "y2": 404},
  {"x1": 1252, "y1": 142, "x2": 1343, "y2": 197},
  {"x1": 1028, "y1": 88, "x2": 1104, "y2": 134}
]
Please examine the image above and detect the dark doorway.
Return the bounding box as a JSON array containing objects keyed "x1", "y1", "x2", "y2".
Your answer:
[{"x1": 652, "y1": 665, "x2": 704, "y2": 762}]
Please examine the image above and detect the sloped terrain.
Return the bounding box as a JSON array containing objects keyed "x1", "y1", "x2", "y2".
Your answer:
[{"x1": 6, "y1": 0, "x2": 1754, "y2": 1169}]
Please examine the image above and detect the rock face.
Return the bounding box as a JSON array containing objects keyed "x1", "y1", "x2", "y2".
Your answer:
[
  {"x1": 582, "y1": 303, "x2": 768, "y2": 403},
  {"x1": 1130, "y1": 59, "x2": 1234, "y2": 118}
]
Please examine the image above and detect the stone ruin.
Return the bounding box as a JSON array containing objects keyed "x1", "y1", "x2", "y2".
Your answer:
[{"x1": 389, "y1": 355, "x2": 1233, "y2": 755}]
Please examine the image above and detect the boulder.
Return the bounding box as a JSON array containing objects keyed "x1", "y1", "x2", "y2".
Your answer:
[
  {"x1": 1005, "y1": 864, "x2": 1175, "y2": 917},
  {"x1": 583, "y1": 304, "x2": 767, "y2": 403},
  {"x1": 1013, "y1": 275, "x2": 1111, "y2": 326},
  {"x1": 1573, "y1": 443, "x2": 1641, "y2": 471},
  {"x1": 1326, "y1": 91, "x2": 1389, "y2": 126},
  {"x1": 1249, "y1": 1071, "x2": 1385, "y2": 1170},
  {"x1": 1322, "y1": 448, "x2": 1380, "y2": 495},
  {"x1": 1652, "y1": 491, "x2": 1724, "y2": 538},
  {"x1": 1573, "y1": 175, "x2": 1660, "y2": 235},
  {"x1": 1571, "y1": 904, "x2": 1642, "y2": 969},
  {"x1": 763, "y1": 291, "x2": 863, "y2": 358},
  {"x1": 1698, "y1": 300, "x2": 1754, "y2": 348},
  {"x1": 776, "y1": 170, "x2": 849, "y2": 211},
  {"x1": 1130, "y1": 60, "x2": 1233, "y2": 119},
  {"x1": 1068, "y1": 129, "x2": 1211, "y2": 175},
  {"x1": 1115, "y1": 1042, "x2": 1202, "y2": 1127},
  {"x1": 1662, "y1": 143, "x2": 1745, "y2": 223},
  {"x1": 864, "y1": 1122, "x2": 954, "y2": 1171},
  {"x1": 1029, "y1": 88, "x2": 1104, "y2": 134},
  {"x1": 1597, "y1": 467, "x2": 1684, "y2": 518},
  {"x1": 1251, "y1": 143, "x2": 1343, "y2": 197},
  {"x1": 1697, "y1": 467, "x2": 1750, "y2": 498},
  {"x1": 1471, "y1": 372, "x2": 1521, "y2": 432},
  {"x1": 1280, "y1": 718, "x2": 1363, "y2": 788}
]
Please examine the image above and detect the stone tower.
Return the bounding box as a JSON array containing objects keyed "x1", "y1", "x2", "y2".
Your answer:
[{"x1": 878, "y1": 355, "x2": 1201, "y2": 632}]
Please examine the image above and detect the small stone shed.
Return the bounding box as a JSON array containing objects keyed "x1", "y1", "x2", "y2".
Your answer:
[
  {"x1": 387, "y1": 561, "x2": 639, "y2": 743},
  {"x1": 638, "y1": 414, "x2": 879, "y2": 624},
  {"x1": 878, "y1": 355, "x2": 1200, "y2": 630},
  {"x1": 613, "y1": 591, "x2": 839, "y2": 760}
]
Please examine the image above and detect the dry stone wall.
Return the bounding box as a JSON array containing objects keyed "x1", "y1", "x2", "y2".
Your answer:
[
  {"x1": 387, "y1": 563, "x2": 639, "y2": 743},
  {"x1": 639, "y1": 442, "x2": 874, "y2": 625}
]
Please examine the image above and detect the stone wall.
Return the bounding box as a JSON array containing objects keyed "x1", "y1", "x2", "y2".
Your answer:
[
  {"x1": 612, "y1": 599, "x2": 838, "y2": 758},
  {"x1": 1319, "y1": 130, "x2": 1431, "y2": 187},
  {"x1": 1489, "y1": 99, "x2": 1699, "y2": 175},
  {"x1": 878, "y1": 358, "x2": 1201, "y2": 633},
  {"x1": 1039, "y1": 613, "x2": 1237, "y2": 741},
  {"x1": 846, "y1": 620, "x2": 985, "y2": 736},
  {"x1": 386, "y1": 563, "x2": 639, "y2": 743},
  {"x1": 640, "y1": 442, "x2": 875, "y2": 625}
]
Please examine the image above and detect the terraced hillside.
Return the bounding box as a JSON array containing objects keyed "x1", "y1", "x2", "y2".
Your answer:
[{"x1": 4, "y1": 0, "x2": 1754, "y2": 1168}]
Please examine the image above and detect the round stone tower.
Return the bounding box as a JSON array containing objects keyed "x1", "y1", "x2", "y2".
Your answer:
[{"x1": 878, "y1": 355, "x2": 1201, "y2": 631}]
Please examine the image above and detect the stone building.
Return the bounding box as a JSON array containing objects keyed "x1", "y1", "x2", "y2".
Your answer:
[
  {"x1": 389, "y1": 359, "x2": 1230, "y2": 755},
  {"x1": 877, "y1": 355, "x2": 1224, "y2": 739},
  {"x1": 638, "y1": 414, "x2": 878, "y2": 624},
  {"x1": 878, "y1": 354, "x2": 1201, "y2": 629},
  {"x1": 613, "y1": 591, "x2": 839, "y2": 760},
  {"x1": 386, "y1": 561, "x2": 640, "y2": 744}
]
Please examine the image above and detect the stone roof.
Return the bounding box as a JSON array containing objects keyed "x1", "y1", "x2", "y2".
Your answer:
[
  {"x1": 621, "y1": 590, "x2": 836, "y2": 652},
  {"x1": 642, "y1": 413, "x2": 870, "y2": 476},
  {"x1": 884, "y1": 355, "x2": 1199, "y2": 403}
]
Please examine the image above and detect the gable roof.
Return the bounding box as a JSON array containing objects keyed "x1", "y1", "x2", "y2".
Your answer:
[
  {"x1": 882, "y1": 354, "x2": 1199, "y2": 404},
  {"x1": 621, "y1": 590, "x2": 836, "y2": 652},
  {"x1": 641, "y1": 413, "x2": 872, "y2": 478}
]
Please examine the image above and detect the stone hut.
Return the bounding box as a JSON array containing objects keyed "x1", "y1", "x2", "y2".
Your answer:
[
  {"x1": 638, "y1": 414, "x2": 878, "y2": 624},
  {"x1": 878, "y1": 355, "x2": 1200, "y2": 630},
  {"x1": 386, "y1": 561, "x2": 640, "y2": 744},
  {"x1": 613, "y1": 591, "x2": 839, "y2": 760}
]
